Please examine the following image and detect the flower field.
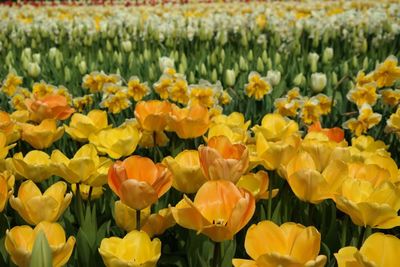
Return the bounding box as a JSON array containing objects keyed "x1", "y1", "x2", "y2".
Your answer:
[{"x1": 1, "y1": 0, "x2": 400, "y2": 266}]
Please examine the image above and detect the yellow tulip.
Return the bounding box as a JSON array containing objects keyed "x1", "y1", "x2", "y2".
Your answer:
[
  {"x1": 51, "y1": 144, "x2": 112, "y2": 186},
  {"x1": 0, "y1": 111, "x2": 20, "y2": 144},
  {"x1": 134, "y1": 100, "x2": 172, "y2": 132},
  {"x1": 252, "y1": 113, "x2": 299, "y2": 142},
  {"x1": 12, "y1": 151, "x2": 53, "y2": 182},
  {"x1": 172, "y1": 180, "x2": 255, "y2": 242},
  {"x1": 0, "y1": 171, "x2": 15, "y2": 212},
  {"x1": 236, "y1": 171, "x2": 278, "y2": 200},
  {"x1": 10, "y1": 180, "x2": 72, "y2": 225},
  {"x1": 89, "y1": 121, "x2": 140, "y2": 159},
  {"x1": 232, "y1": 220, "x2": 327, "y2": 267},
  {"x1": 168, "y1": 104, "x2": 210, "y2": 139},
  {"x1": 114, "y1": 200, "x2": 151, "y2": 232},
  {"x1": 99, "y1": 230, "x2": 161, "y2": 267},
  {"x1": 198, "y1": 135, "x2": 249, "y2": 183},
  {"x1": 207, "y1": 112, "x2": 250, "y2": 143},
  {"x1": 139, "y1": 130, "x2": 170, "y2": 148},
  {"x1": 285, "y1": 151, "x2": 348, "y2": 204},
  {"x1": 0, "y1": 132, "x2": 16, "y2": 160},
  {"x1": 108, "y1": 155, "x2": 172, "y2": 210},
  {"x1": 334, "y1": 179, "x2": 400, "y2": 229},
  {"x1": 20, "y1": 119, "x2": 64, "y2": 149},
  {"x1": 5, "y1": 221, "x2": 75, "y2": 267},
  {"x1": 71, "y1": 183, "x2": 104, "y2": 200},
  {"x1": 347, "y1": 162, "x2": 391, "y2": 187},
  {"x1": 65, "y1": 109, "x2": 109, "y2": 142},
  {"x1": 163, "y1": 150, "x2": 207, "y2": 193},
  {"x1": 335, "y1": 233, "x2": 400, "y2": 267}
]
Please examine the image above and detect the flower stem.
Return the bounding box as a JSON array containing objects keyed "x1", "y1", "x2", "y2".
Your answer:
[
  {"x1": 267, "y1": 178, "x2": 273, "y2": 220},
  {"x1": 136, "y1": 209, "x2": 141, "y2": 231},
  {"x1": 212, "y1": 242, "x2": 221, "y2": 267}
]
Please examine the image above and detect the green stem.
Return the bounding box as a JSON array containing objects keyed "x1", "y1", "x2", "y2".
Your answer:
[
  {"x1": 75, "y1": 184, "x2": 85, "y2": 226},
  {"x1": 87, "y1": 186, "x2": 93, "y2": 202},
  {"x1": 341, "y1": 216, "x2": 349, "y2": 247},
  {"x1": 267, "y1": 176, "x2": 273, "y2": 220},
  {"x1": 136, "y1": 209, "x2": 141, "y2": 231},
  {"x1": 212, "y1": 242, "x2": 221, "y2": 267}
]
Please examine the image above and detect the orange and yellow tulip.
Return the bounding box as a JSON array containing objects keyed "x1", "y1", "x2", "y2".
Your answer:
[
  {"x1": 308, "y1": 121, "x2": 344, "y2": 143},
  {"x1": 0, "y1": 111, "x2": 20, "y2": 144},
  {"x1": 134, "y1": 100, "x2": 172, "y2": 132},
  {"x1": 5, "y1": 221, "x2": 75, "y2": 267},
  {"x1": 198, "y1": 135, "x2": 249, "y2": 183},
  {"x1": 108, "y1": 155, "x2": 172, "y2": 210},
  {"x1": 172, "y1": 180, "x2": 255, "y2": 242},
  {"x1": 168, "y1": 104, "x2": 210, "y2": 139},
  {"x1": 233, "y1": 220, "x2": 327, "y2": 267},
  {"x1": 0, "y1": 132, "x2": 16, "y2": 160},
  {"x1": 25, "y1": 93, "x2": 75, "y2": 122},
  {"x1": 10, "y1": 180, "x2": 72, "y2": 225}
]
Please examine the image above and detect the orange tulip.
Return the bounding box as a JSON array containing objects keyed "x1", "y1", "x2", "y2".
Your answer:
[
  {"x1": 134, "y1": 100, "x2": 172, "y2": 132},
  {"x1": 25, "y1": 94, "x2": 75, "y2": 122},
  {"x1": 108, "y1": 156, "x2": 172, "y2": 210},
  {"x1": 168, "y1": 104, "x2": 210, "y2": 139},
  {"x1": 198, "y1": 136, "x2": 249, "y2": 183},
  {"x1": 172, "y1": 180, "x2": 255, "y2": 242},
  {"x1": 308, "y1": 121, "x2": 344, "y2": 143}
]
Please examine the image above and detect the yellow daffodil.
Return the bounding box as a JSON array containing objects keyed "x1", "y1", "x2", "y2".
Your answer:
[
  {"x1": 381, "y1": 88, "x2": 400, "y2": 106},
  {"x1": 335, "y1": 233, "x2": 400, "y2": 267},
  {"x1": 163, "y1": 150, "x2": 207, "y2": 194},
  {"x1": 100, "y1": 91, "x2": 131, "y2": 114},
  {"x1": 127, "y1": 76, "x2": 151, "y2": 101},
  {"x1": 89, "y1": 121, "x2": 140, "y2": 159},
  {"x1": 10, "y1": 180, "x2": 72, "y2": 225},
  {"x1": 12, "y1": 151, "x2": 53, "y2": 182},
  {"x1": 99, "y1": 230, "x2": 161, "y2": 267},
  {"x1": 20, "y1": 119, "x2": 64, "y2": 149},
  {"x1": 233, "y1": 220, "x2": 326, "y2": 267},
  {"x1": 5, "y1": 221, "x2": 75, "y2": 267},
  {"x1": 169, "y1": 78, "x2": 189, "y2": 105},
  {"x1": 65, "y1": 109, "x2": 109, "y2": 142},
  {"x1": 189, "y1": 82, "x2": 219, "y2": 108},
  {"x1": 372, "y1": 55, "x2": 400, "y2": 88},
  {"x1": 346, "y1": 82, "x2": 378, "y2": 107},
  {"x1": 343, "y1": 104, "x2": 382, "y2": 136},
  {"x1": 273, "y1": 97, "x2": 300, "y2": 117},
  {"x1": 0, "y1": 73, "x2": 23, "y2": 97},
  {"x1": 82, "y1": 71, "x2": 120, "y2": 93},
  {"x1": 198, "y1": 135, "x2": 249, "y2": 183},
  {"x1": 385, "y1": 106, "x2": 400, "y2": 138},
  {"x1": 172, "y1": 180, "x2": 255, "y2": 242},
  {"x1": 245, "y1": 71, "x2": 272, "y2": 100}
]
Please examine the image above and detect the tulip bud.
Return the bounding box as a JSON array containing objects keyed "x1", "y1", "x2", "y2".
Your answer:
[
  {"x1": 218, "y1": 63, "x2": 224, "y2": 75},
  {"x1": 266, "y1": 70, "x2": 281, "y2": 86},
  {"x1": 308, "y1": 52, "x2": 319, "y2": 72},
  {"x1": 78, "y1": 61, "x2": 87, "y2": 75},
  {"x1": 331, "y1": 72, "x2": 338, "y2": 86},
  {"x1": 210, "y1": 52, "x2": 217, "y2": 66},
  {"x1": 256, "y1": 57, "x2": 264, "y2": 73},
  {"x1": 240, "y1": 31, "x2": 248, "y2": 47},
  {"x1": 311, "y1": 73, "x2": 327, "y2": 93},
  {"x1": 234, "y1": 63, "x2": 239, "y2": 75},
  {"x1": 55, "y1": 56, "x2": 62, "y2": 70},
  {"x1": 225, "y1": 69, "x2": 236, "y2": 87},
  {"x1": 262, "y1": 50, "x2": 268, "y2": 63},
  {"x1": 322, "y1": 47, "x2": 333, "y2": 64},
  {"x1": 239, "y1": 56, "x2": 248, "y2": 72},
  {"x1": 200, "y1": 63, "x2": 207, "y2": 76},
  {"x1": 211, "y1": 69, "x2": 218, "y2": 83},
  {"x1": 274, "y1": 53, "x2": 281, "y2": 65},
  {"x1": 64, "y1": 67, "x2": 71, "y2": 82},
  {"x1": 189, "y1": 71, "x2": 195, "y2": 84},
  {"x1": 361, "y1": 38, "x2": 368, "y2": 53},
  {"x1": 362, "y1": 57, "x2": 369, "y2": 70},
  {"x1": 178, "y1": 63, "x2": 186, "y2": 74},
  {"x1": 106, "y1": 40, "x2": 112, "y2": 51},
  {"x1": 144, "y1": 49, "x2": 151, "y2": 61},
  {"x1": 220, "y1": 48, "x2": 225, "y2": 62},
  {"x1": 30, "y1": 230, "x2": 53, "y2": 267},
  {"x1": 27, "y1": 62, "x2": 41, "y2": 78},
  {"x1": 121, "y1": 40, "x2": 132, "y2": 53},
  {"x1": 342, "y1": 62, "x2": 349, "y2": 75},
  {"x1": 247, "y1": 50, "x2": 254, "y2": 61},
  {"x1": 352, "y1": 56, "x2": 359, "y2": 69},
  {"x1": 293, "y1": 73, "x2": 306, "y2": 87},
  {"x1": 159, "y1": 56, "x2": 174, "y2": 72},
  {"x1": 267, "y1": 58, "x2": 272, "y2": 70},
  {"x1": 98, "y1": 50, "x2": 104, "y2": 63},
  {"x1": 49, "y1": 47, "x2": 58, "y2": 61},
  {"x1": 5, "y1": 51, "x2": 14, "y2": 67}
]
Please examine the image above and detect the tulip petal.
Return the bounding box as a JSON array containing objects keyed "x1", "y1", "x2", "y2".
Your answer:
[{"x1": 120, "y1": 179, "x2": 158, "y2": 210}]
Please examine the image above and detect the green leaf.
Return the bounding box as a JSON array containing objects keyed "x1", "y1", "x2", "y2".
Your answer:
[
  {"x1": 76, "y1": 229, "x2": 92, "y2": 266},
  {"x1": 221, "y1": 239, "x2": 236, "y2": 267},
  {"x1": 29, "y1": 230, "x2": 52, "y2": 267}
]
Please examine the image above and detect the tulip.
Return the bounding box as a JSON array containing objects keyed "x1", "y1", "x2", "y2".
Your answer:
[
  {"x1": 71, "y1": 184, "x2": 104, "y2": 200},
  {"x1": 0, "y1": 111, "x2": 20, "y2": 144},
  {"x1": 65, "y1": 109, "x2": 109, "y2": 142},
  {"x1": 25, "y1": 93, "x2": 75, "y2": 122},
  {"x1": 163, "y1": 150, "x2": 207, "y2": 193},
  {"x1": 232, "y1": 220, "x2": 327, "y2": 267},
  {"x1": 89, "y1": 122, "x2": 140, "y2": 159},
  {"x1": 12, "y1": 151, "x2": 53, "y2": 182},
  {"x1": 172, "y1": 180, "x2": 255, "y2": 242},
  {"x1": 10, "y1": 180, "x2": 72, "y2": 225},
  {"x1": 20, "y1": 119, "x2": 64, "y2": 149},
  {"x1": 5, "y1": 221, "x2": 75, "y2": 267},
  {"x1": 51, "y1": 144, "x2": 112, "y2": 186},
  {"x1": 141, "y1": 208, "x2": 176, "y2": 238},
  {"x1": 308, "y1": 122, "x2": 344, "y2": 143},
  {"x1": 335, "y1": 233, "x2": 400, "y2": 267},
  {"x1": 114, "y1": 200, "x2": 151, "y2": 232},
  {"x1": 311, "y1": 73, "x2": 327, "y2": 93},
  {"x1": 198, "y1": 135, "x2": 249, "y2": 183},
  {"x1": 108, "y1": 155, "x2": 172, "y2": 210},
  {"x1": 134, "y1": 100, "x2": 172, "y2": 132},
  {"x1": 236, "y1": 171, "x2": 278, "y2": 200},
  {"x1": 168, "y1": 104, "x2": 210, "y2": 139},
  {"x1": 334, "y1": 179, "x2": 400, "y2": 229},
  {"x1": 139, "y1": 130, "x2": 170, "y2": 148},
  {"x1": 0, "y1": 132, "x2": 16, "y2": 160},
  {"x1": 0, "y1": 171, "x2": 15, "y2": 212},
  {"x1": 207, "y1": 112, "x2": 250, "y2": 144},
  {"x1": 347, "y1": 162, "x2": 391, "y2": 187},
  {"x1": 99, "y1": 230, "x2": 161, "y2": 267}
]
